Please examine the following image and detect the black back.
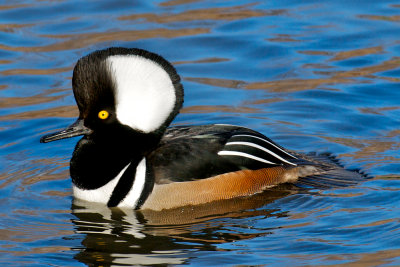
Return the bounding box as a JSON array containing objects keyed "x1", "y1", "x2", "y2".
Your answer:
[{"x1": 148, "y1": 125, "x2": 299, "y2": 184}]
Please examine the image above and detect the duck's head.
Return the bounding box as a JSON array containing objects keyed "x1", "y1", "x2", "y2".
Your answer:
[{"x1": 40, "y1": 47, "x2": 183, "y2": 145}]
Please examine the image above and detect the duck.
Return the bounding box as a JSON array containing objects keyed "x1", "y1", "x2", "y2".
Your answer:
[{"x1": 41, "y1": 47, "x2": 364, "y2": 211}]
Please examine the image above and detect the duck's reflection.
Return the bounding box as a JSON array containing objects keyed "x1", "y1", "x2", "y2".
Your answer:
[{"x1": 71, "y1": 185, "x2": 298, "y2": 266}]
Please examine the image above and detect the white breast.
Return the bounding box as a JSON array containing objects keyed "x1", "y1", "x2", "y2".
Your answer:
[
  {"x1": 118, "y1": 158, "x2": 146, "y2": 208},
  {"x1": 73, "y1": 163, "x2": 131, "y2": 204},
  {"x1": 73, "y1": 158, "x2": 147, "y2": 208}
]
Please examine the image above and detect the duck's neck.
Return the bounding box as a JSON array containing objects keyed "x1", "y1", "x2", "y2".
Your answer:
[{"x1": 70, "y1": 130, "x2": 160, "y2": 207}]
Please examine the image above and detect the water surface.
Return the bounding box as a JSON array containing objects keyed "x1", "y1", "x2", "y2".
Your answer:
[{"x1": 0, "y1": 0, "x2": 399, "y2": 266}]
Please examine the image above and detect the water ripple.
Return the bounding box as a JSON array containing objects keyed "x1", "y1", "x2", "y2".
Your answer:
[{"x1": 0, "y1": 0, "x2": 399, "y2": 266}]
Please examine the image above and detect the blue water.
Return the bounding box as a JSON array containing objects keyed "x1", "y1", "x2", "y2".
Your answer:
[{"x1": 1, "y1": 0, "x2": 400, "y2": 266}]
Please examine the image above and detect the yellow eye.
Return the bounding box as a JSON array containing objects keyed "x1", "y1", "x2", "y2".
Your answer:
[{"x1": 98, "y1": 110, "x2": 109, "y2": 120}]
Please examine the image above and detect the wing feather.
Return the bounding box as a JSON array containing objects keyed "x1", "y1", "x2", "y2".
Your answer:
[
  {"x1": 218, "y1": 132, "x2": 297, "y2": 167},
  {"x1": 151, "y1": 125, "x2": 298, "y2": 183}
]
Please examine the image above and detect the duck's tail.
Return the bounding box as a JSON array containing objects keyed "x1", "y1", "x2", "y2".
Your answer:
[{"x1": 293, "y1": 152, "x2": 369, "y2": 189}]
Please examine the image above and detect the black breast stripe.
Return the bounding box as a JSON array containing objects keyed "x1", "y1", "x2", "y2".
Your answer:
[
  {"x1": 107, "y1": 162, "x2": 137, "y2": 207},
  {"x1": 134, "y1": 161, "x2": 154, "y2": 210}
]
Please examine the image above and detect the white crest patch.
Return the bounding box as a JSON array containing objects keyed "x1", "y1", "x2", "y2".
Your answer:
[{"x1": 107, "y1": 55, "x2": 176, "y2": 133}]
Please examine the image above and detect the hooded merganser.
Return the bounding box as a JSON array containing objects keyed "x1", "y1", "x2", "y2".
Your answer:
[{"x1": 41, "y1": 47, "x2": 363, "y2": 211}]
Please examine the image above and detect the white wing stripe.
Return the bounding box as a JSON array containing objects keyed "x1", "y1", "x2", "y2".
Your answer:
[
  {"x1": 225, "y1": 141, "x2": 297, "y2": 166},
  {"x1": 232, "y1": 134, "x2": 297, "y2": 159},
  {"x1": 218, "y1": 150, "x2": 276, "y2": 165}
]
